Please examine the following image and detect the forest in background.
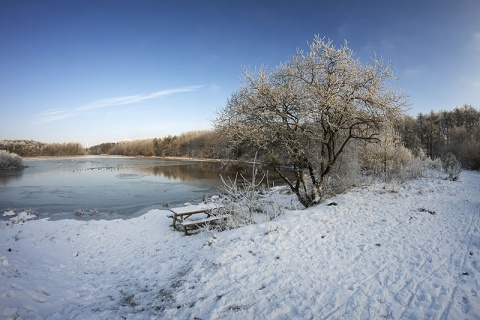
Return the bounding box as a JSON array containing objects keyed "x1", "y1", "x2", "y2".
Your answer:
[
  {"x1": 397, "y1": 105, "x2": 480, "y2": 170},
  {"x1": 1, "y1": 105, "x2": 479, "y2": 170},
  {"x1": 88, "y1": 130, "x2": 217, "y2": 159},
  {"x1": 0, "y1": 140, "x2": 86, "y2": 157}
]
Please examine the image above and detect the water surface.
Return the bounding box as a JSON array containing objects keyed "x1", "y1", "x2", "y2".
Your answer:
[{"x1": 0, "y1": 156, "x2": 250, "y2": 220}]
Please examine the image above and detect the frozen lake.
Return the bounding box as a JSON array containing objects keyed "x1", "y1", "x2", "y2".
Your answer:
[{"x1": 0, "y1": 156, "x2": 248, "y2": 220}]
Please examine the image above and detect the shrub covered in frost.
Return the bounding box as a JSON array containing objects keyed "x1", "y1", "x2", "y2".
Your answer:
[
  {"x1": 215, "y1": 163, "x2": 300, "y2": 230},
  {"x1": 400, "y1": 153, "x2": 443, "y2": 181},
  {"x1": 443, "y1": 152, "x2": 461, "y2": 181},
  {"x1": 0, "y1": 150, "x2": 24, "y2": 169}
]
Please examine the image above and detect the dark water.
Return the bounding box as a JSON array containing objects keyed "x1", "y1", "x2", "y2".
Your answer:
[{"x1": 0, "y1": 156, "x2": 257, "y2": 220}]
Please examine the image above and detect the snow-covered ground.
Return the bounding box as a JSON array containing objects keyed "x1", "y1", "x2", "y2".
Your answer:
[{"x1": 1, "y1": 171, "x2": 479, "y2": 319}]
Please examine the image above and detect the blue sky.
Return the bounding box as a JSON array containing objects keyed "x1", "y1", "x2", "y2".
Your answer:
[{"x1": 1, "y1": 0, "x2": 479, "y2": 146}]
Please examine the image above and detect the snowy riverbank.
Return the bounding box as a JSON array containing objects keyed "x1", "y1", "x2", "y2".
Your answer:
[{"x1": 1, "y1": 171, "x2": 480, "y2": 319}]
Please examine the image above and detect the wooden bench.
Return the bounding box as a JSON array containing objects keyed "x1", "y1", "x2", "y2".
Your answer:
[
  {"x1": 169, "y1": 203, "x2": 225, "y2": 235},
  {"x1": 179, "y1": 214, "x2": 229, "y2": 235}
]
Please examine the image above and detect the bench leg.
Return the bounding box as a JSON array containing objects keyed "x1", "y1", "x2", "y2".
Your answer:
[{"x1": 173, "y1": 213, "x2": 177, "y2": 228}]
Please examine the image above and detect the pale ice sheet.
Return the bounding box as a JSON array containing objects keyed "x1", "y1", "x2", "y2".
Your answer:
[{"x1": 1, "y1": 171, "x2": 479, "y2": 319}]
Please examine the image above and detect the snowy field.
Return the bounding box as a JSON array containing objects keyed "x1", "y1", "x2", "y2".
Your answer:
[{"x1": 1, "y1": 171, "x2": 479, "y2": 319}]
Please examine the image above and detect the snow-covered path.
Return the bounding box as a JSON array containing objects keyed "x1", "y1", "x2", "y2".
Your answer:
[{"x1": 1, "y1": 171, "x2": 479, "y2": 319}]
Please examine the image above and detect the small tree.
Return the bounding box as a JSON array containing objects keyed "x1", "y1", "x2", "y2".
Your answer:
[
  {"x1": 215, "y1": 36, "x2": 407, "y2": 207},
  {"x1": 443, "y1": 152, "x2": 461, "y2": 181}
]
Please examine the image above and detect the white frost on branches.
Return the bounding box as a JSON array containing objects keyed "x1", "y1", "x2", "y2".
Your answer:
[
  {"x1": 0, "y1": 150, "x2": 24, "y2": 170},
  {"x1": 215, "y1": 36, "x2": 408, "y2": 207}
]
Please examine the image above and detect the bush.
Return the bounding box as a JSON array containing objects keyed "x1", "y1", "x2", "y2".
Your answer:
[
  {"x1": 443, "y1": 152, "x2": 461, "y2": 181},
  {"x1": 400, "y1": 155, "x2": 443, "y2": 180},
  {"x1": 0, "y1": 150, "x2": 24, "y2": 169},
  {"x1": 216, "y1": 159, "x2": 299, "y2": 229},
  {"x1": 360, "y1": 124, "x2": 413, "y2": 182},
  {"x1": 218, "y1": 172, "x2": 269, "y2": 227}
]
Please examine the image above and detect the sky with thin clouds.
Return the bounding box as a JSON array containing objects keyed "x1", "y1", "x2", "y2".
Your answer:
[{"x1": 1, "y1": 0, "x2": 479, "y2": 146}]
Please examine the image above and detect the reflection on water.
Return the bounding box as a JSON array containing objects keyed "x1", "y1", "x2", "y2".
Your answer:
[
  {"x1": 0, "y1": 168, "x2": 24, "y2": 186},
  {"x1": 0, "y1": 156, "x2": 261, "y2": 220},
  {"x1": 137, "y1": 162, "x2": 247, "y2": 182},
  {"x1": 116, "y1": 173, "x2": 147, "y2": 180}
]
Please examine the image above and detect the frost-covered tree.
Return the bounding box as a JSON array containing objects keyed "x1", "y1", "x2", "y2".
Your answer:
[{"x1": 215, "y1": 36, "x2": 407, "y2": 207}]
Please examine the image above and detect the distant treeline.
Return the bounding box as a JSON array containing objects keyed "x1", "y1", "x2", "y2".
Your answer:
[
  {"x1": 397, "y1": 105, "x2": 480, "y2": 170},
  {"x1": 0, "y1": 140, "x2": 86, "y2": 157},
  {"x1": 2, "y1": 105, "x2": 479, "y2": 169},
  {"x1": 88, "y1": 130, "x2": 220, "y2": 158}
]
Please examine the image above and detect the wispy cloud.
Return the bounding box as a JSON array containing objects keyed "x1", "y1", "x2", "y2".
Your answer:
[
  {"x1": 38, "y1": 85, "x2": 203, "y2": 124},
  {"x1": 78, "y1": 86, "x2": 203, "y2": 111},
  {"x1": 38, "y1": 109, "x2": 80, "y2": 123}
]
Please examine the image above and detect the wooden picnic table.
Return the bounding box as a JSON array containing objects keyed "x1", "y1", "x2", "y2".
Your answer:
[{"x1": 169, "y1": 203, "x2": 226, "y2": 235}]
